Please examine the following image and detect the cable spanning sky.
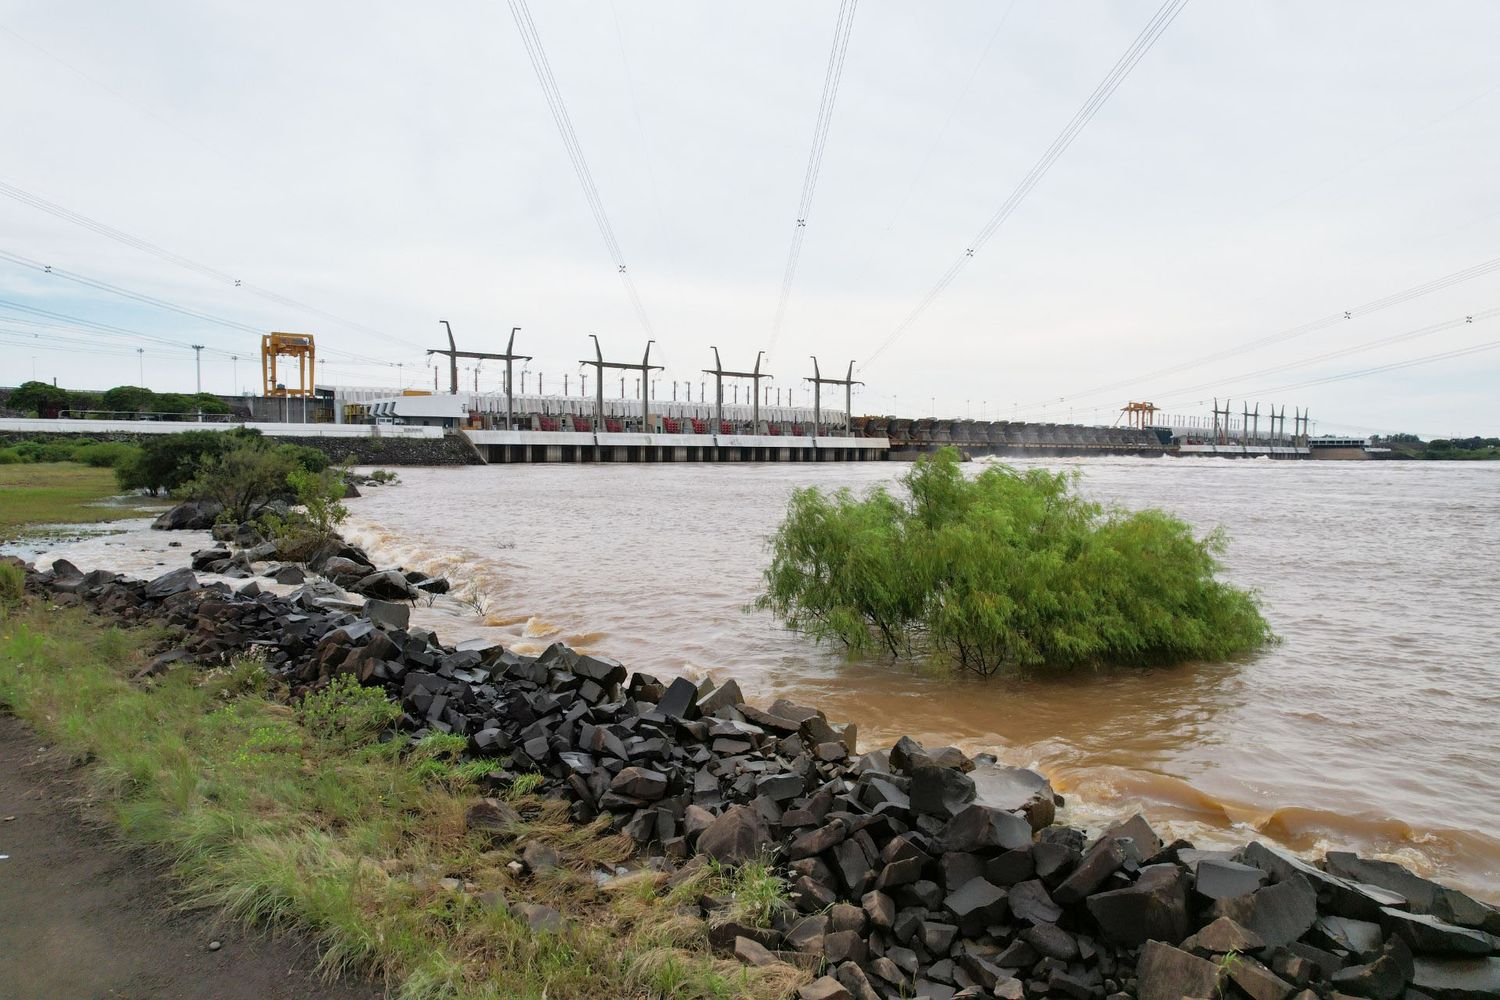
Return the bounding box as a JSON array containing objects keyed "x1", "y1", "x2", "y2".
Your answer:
[{"x1": 1, "y1": 2, "x2": 1497, "y2": 436}]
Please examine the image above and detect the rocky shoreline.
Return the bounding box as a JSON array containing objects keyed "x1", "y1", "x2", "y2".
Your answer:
[{"x1": 9, "y1": 510, "x2": 1500, "y2": 1000}]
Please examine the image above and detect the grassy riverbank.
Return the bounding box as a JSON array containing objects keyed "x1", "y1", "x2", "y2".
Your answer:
[
  {"x1": 0, "y1": 602, "x2": 799, "y2": 1000},
  {"x1": 0, "y1": 462, "x2": 161, "y2": 541}
]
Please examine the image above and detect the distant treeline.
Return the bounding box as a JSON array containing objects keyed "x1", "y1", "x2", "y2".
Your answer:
[
  {"x1": 1372, "y1": 433, "x2": 1500, "y2": 460},
  {"x1": 3, "y1": 380, "x2": 230, "y2": 419}
]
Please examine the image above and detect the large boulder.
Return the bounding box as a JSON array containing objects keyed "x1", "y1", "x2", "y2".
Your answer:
[
  {"x1": 1135, "y1": 941, "x2": 1223, "y2": 1000},
  {"x1": 1241, "y1": 841, "x2": 1405, "y2": 920},
  {"x1": 350, "y1": 570, "x2": 417, "y2": 601},
  {"x1": 1086, "y1": 863, "x2": 1191, "y2": 947},
  {"x1": 143, "y1": 567, "x2": 200, "y2": 599},
  {"x1": 970, "y1": 764, "x2": 1057, "y2": 831},
  {"x1": 1379, "y1": 907, "x2": 1495, "y2": 956},
  {"x1": 1325, "y1": 852, "x2": 1500, "y2": 932},
  {"x1": 362, "y1": 598, "x2": 410, "y2": 631},
  {"x1": 937, "y1": 803, "x2": 1032, "y2": 853},
  {"x1": 321, "y1": 556, "x2": 373, "y2": 584},
  {"x1": 152, "y1": 499, "x2": 222, "y2": 531},
  {"x1": 696, "y1": 805, "x2": 770, "y2": 864},
  {"x1": 1210, "y1": 872, "x2": 1319, "y2": 948},
  {"x1": 1411, "y1": 956, "x2": 1500, "y2": 1000},
  {"x1": 909, "y1": 764, "x2": 976, "y2": 819}
]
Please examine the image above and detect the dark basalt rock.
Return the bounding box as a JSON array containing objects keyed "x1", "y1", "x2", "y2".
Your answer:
[
  {"x1": 909, "y1": 765, "x2": 976, "y2": 820},
  {"x1": 1194, "y1": 857, "x2": 1268, "y2": 901},
  {"x1": 1211, "y1": 871, "x2": 1319, "y2": 948},
  {"x1": 1380, "y1": 907, "x2": 1496, "y2": 956},
  {"x1": 1410, "y1": 955, "x2": 1500, "y2": 1000},
  {"x1": 1054, "y1": 836, "x2": 1129, "y2": 904},
  {"x1": 1181, "y1": 915, "x2": 1266, "y2": 955},
  {"x1": 943, "y1": 878, "x2": 1008, "y2": 934},
  {"x1": 656, "y1": 676, "x2": 700, "y2": 719},
  {"x1": 1227, "y1": 954, "x2": 1298, "y2": 1000},
  {"x1": 969, "y1": 764, "x2": 1057, "y2": 832},
  {"x1": 272, "y1": 564, "x2": 306, "y2": 585},
  {"x1": 350, "y1": 570, "x2": 417, "y2": 601},
  {"x1": 1310, "y1": 914, "x2": 1388, "y2": 958},
  {"x1": 152, "y1": 499, "x2": 222, "y2": 530},
  {"x1": 143, "y1": 567, "x2": 199, "y2": 599},
  {"x1": 1135, "y1": 941, "x2": 1223, "y2": 1000},
  {"x1": 1085, "y1": 863, "x2": 1190, "y2": 947},
  {"x1": 1331, "y1": 936, "x2": 1415, "y2": 1000},
  {"x1": 1242, "y1": 840, "x2": 1407, "y2": 921},
  {"x1": 610, "y1": 766, "x2": 669, "y2": 801},
  {"x1": 937, "y1": 803, "x2": 1032, "y2": 854},
  {"x1": 1325, "y1": 852, "x2": 1500, "y2": 932},
  {"x1": 363, "y1": 598, "x2": 410, "y2": 631},
  {"x1": 1100, "y1": 814, "x2": 1162, "y2": 862},
  {"x1": 798, "y1": 976, "x2": 851, "y2": 1000},
  {"x1": 1009, "y1": 878, "x2": 1063, "y2": 926},
  {"x1": 696, "y1": 804, "x2": 770, "y2": 864}
]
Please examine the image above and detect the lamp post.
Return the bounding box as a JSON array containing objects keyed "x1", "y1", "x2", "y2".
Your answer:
[{"x1": 191, "y1": 343, "x2": 204, "y2": 421}]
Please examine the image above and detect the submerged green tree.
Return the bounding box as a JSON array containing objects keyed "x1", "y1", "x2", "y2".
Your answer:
[
  {"x1": 183, "y1": 439, "x2": 298, "y2": 523},
  {"x1": 756, "y1": 448, "x2": 1271, "y2": 677}
]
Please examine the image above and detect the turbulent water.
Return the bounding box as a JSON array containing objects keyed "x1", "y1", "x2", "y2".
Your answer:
[{"x1": 21, "y1": 457, "x2": 1500, "y2": 900}]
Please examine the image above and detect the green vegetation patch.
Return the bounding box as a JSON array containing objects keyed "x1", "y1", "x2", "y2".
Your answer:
[
  {"x1": 0, "y1": 462, "x2": 163, "y2": 540},
  {"x1": 0, "y1": 603, "x2": 802, "y2": 1000},
  {"x1": 757, "y1": 448, "x2": 1272, "y2": 677}
]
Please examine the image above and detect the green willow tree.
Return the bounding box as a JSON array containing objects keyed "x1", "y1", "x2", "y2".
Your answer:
[{"x1": 757, "y1": 448, "x2": 1272, "y2": 677}]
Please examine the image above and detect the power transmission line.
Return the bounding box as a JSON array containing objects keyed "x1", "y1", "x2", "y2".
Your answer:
[
  {"x1": 0, "y1": 22, "x2": 229, "y2": 160},
  {"x1": 767, "y1": 0, "x2": 859, "y2": 354},
  {"x1": 1189, "y1": 331, "x2": 1500, "y2": 403},
  {"x1": 845, "y1": 2, "x2": 1017, "y2": 288},
  {"x1": 861, "y1": 0, "x2": 1191, "y2": 371},
  {"x1": 0, "y1": 177, "x2": 428, "y2": 353},
  {"x1": 507, "y1": 0, "x2": 655, "y2": 339},
  {"x1": 0, "y1": 267, "x2": 404, "y2": 370},
  {"x1": 1110, "y1": 314, "x2": 1500, "y2": 421},
  {"x1": 1023, "y1": 254, "x2": 1500, "y2": 412},
  {"x1": 1145, "y1": 307, "x2": 1500, "y2": 404}
]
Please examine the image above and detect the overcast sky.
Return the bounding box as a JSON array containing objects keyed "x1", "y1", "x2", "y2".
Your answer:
[{"x1": 2, "y1": 1, "x2": 1497, "y2": 436}]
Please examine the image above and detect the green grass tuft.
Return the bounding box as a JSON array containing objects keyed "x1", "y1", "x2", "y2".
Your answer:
[{"x1": 0, "y1": 603, "x2": 804, "y2": 1000}]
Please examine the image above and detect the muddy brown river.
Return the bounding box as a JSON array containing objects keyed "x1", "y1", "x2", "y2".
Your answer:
[{"x1": 26, "y1": 456, "x2": 1500, "y2": 900}]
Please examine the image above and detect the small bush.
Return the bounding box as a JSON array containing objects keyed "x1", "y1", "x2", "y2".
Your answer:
[
  {"x1": 259, "y1": 464, "x2": 348, "y2": 560},
  {"x1": 13, "y1": 440, "x2": 76, "y2": 463},
  {"x1": 757, "y1": 448, "x2": 1272, "y2": 677},
  {"x1": 0, "y1": 448, "x2": 23, "y2": 465},
  {"x1": 184, "y1": 440, "x2": 298, "y2": 523},
  {"x1": 118, "y1": 430, "x2": 240, "y2": 495},
  {"x1": 0, "y1": 562, "x2": 24, "y2": 604},
  {"x1": 296, "y1": 674, "x2": 400, "y2": 750},
  {"x1": 72, "y1": 441, "x2": 141, "y2": 469}
]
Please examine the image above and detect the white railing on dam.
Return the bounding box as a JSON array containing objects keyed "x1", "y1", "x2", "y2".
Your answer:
[
  {"x1": 464, "y1": 430, "x2": 887, "y2": 450},
  {"x1": 0, "y1": 418, "x2": 443, "y2": 439}
]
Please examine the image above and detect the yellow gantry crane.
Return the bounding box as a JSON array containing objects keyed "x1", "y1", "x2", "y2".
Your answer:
[
  {"x1": 261, "y1": 332, "x2": 315, "y2": 397},
  {"x1": 1120, "y1": 400, "x2": 1158, "y2": 429}
]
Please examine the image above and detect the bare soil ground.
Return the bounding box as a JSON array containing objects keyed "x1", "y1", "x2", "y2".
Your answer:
[{"x1": 0, "y1": 713, "x2": 386, "y2": 1000}]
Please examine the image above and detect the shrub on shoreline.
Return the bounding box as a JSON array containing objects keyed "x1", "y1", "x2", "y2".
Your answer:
[
  {"x1": 0, "y1": 438, "x2": 143, "y2": 471},
  {"x1": 757, "y1": 448, "x2": 1272, "y2": 677}
]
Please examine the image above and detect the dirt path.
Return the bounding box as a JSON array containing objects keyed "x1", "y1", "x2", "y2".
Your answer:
[{"x1": 0, "y1": 714, "x2": 386, "y2": 1000}]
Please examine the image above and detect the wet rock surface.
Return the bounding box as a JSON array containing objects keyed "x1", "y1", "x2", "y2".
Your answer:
[{"x1": 18, "y1": 546, "x2": 1500, "y2": 1000}]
